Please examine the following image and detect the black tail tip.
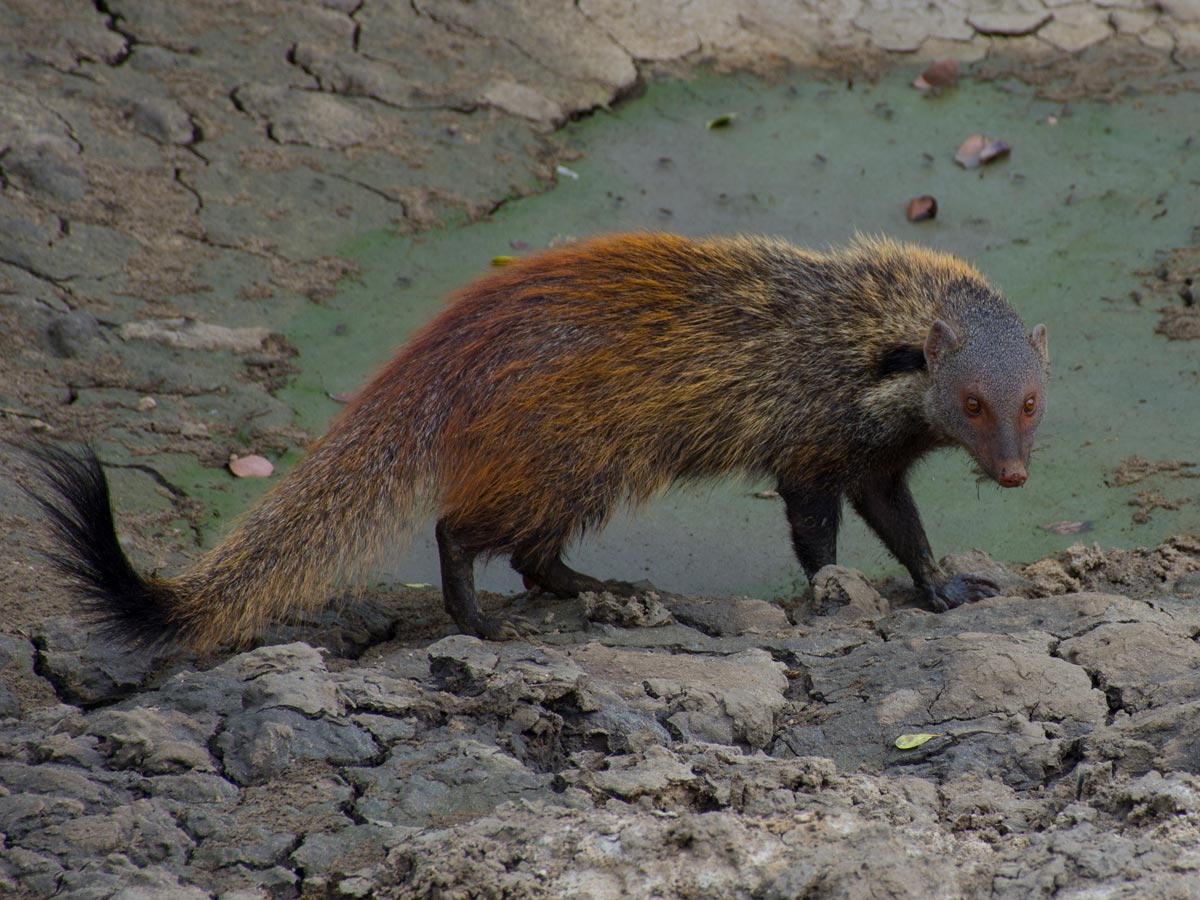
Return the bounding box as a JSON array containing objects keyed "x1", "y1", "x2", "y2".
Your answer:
[{"x1": 22, "y1": 441, "x2": 179, "y2": 647}]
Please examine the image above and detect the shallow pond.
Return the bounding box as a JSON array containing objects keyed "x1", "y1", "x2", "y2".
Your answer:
[{"x1": 212, "y1": 68, "x2": 1200, "y2": 599}]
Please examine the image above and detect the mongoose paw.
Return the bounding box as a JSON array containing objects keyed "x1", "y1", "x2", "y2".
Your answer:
[
  {"x1": 475, "y1": 614, "x2": 537, "y2": 641},
  {"x1": 927, "y1": 574, "x2": 999, "y2": 611}
]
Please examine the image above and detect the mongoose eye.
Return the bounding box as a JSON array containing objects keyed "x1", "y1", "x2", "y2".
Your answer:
[
  {"x1": 1023, "y1": 396, "x2": 1037, "y2": 416},
  {"x1": 964, "y1": 396, "x2": 981, "y2": 416}
]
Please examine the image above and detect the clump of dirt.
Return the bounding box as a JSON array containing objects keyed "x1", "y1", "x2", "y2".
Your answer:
[
  {"x1": 1108, "y1": 454, "x2": 1199, "y2": 487},
  {"x1": 1142, "y1": 245, "x2": 1200, "y2": 339},
  {"x1": 974, "y1": 38, "x2": 1174, "y2": 103},
  {"x1": 1156, "y1": 306, "x2": 1200, "y2": 340},
  {"x1": 1105, "y1": 455, "x2": 1200, "y2": 525},
  {"x1": 1023, "y1": 534, "x2": 1200, "y2": 597},
  {"x1": 1129, "y1": 490, "x2": 1193, "y2": 525}
]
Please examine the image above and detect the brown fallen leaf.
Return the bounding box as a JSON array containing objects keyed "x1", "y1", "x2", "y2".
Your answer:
[
  {"x1": 913, "y1": 59, "x2": 958, "y2": 90},
  {"x1": 955, "y1": 133, "x2": 1011, "y2": 169},
  {"x1": 979, "y1": 139, "x2": 1011, "y2": 164},
  {"x1": 955, "y1": 134, "x2": 987, "y2": 167},
  {"x1": 906, "y1": 195, "x2": 938, "y2": 222},
  {"x1": 229, "y1": 453, "x2": 274, "y2": 478}
]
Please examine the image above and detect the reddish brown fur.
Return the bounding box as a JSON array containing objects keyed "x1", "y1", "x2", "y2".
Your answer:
[{"x1": 34, "y1": 232, "x2": 1046, "y2": 648}]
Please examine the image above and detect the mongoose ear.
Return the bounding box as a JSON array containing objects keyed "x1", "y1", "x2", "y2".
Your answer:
[
  {"x1": 1030, "y1": 323, "x2": 1049, "y2": 368},
  {"x1": 923, "y1": 319, "x2": 960, "y2": 368}
]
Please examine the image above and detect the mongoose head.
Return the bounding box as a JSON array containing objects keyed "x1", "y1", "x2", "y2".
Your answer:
[{"x1": 924, "y1": 315, "x2": 1049, "y2": 488}]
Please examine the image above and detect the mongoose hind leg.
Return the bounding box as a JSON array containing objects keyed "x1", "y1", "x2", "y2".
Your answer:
[
  {"x1": 778, "y1": 484, "x2": 841, "y2": 579},
  {"x1": 511, "y1": 550, "x2": 641, "y2": 598},
  {"x1": 848, "y1": 471, "x2": 999, "y2": 611},
  {"x1": 435, "y1": 519, "x2": 527, "y2": 640}
]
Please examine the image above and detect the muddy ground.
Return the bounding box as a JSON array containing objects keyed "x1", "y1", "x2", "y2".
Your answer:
[{"x1": 3, "y1": 1, "x2": 1200, "y2": 898}]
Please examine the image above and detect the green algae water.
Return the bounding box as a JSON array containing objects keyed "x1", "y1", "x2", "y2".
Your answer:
[{"x1": 219, "y1": 69, "x2": 1200, "y2": 599}]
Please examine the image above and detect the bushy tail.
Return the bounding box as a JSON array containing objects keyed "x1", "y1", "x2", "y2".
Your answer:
[
  {"x1": 26, "y1": 429, "x2": 431, "y2": 652},
  {"x1": 23, "y1": 443, "x2": 181, "y2": 647}
]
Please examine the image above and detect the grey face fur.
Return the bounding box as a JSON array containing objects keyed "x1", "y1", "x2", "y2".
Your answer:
[{"x1": 923, "y1": 315, "x2": 1048, "y2": 487}]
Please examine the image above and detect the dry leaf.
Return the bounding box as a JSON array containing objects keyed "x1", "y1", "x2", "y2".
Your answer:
[
  {"x1": 955, "y1": 133, "x2": 1011, "y2": 169},
  {"x1": 913, "y1": 59, "x2": 958, "y2": 90},
  {"x1": 955, "y1": 133, "x2": 987, "y2": 167},
  {"x1": 229, "y1": 453, "x2": 274, "y2": 478},
  {"x1": 895, "y1": 733, "x2": 938, "y2": 750},
  {"x1": 979, "y1": 139, "x2": 1011, "y2": 164},
  {"x1": 906, "y1": 195, "x2": 938, "y2": 222}
]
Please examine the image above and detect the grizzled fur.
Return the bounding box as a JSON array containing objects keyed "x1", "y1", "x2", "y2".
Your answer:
[{"x1": 29, "y1": 233, "x2": 1048, "y2": 647}]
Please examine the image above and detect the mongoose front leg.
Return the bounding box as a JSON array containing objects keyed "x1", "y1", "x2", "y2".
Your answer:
[
  {"x1": 435, "y1": 519, "x2": 522, "y2": 639},
  {"x1": 848, "y1": 471, "x2": 998, "y2": 611},
  {"x1": 778, "y1": 485, "x2": 841, "y2": 580}
]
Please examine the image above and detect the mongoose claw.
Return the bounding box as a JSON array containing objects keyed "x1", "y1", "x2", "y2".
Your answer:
[
  {"x1": 502, "y1": 616, "x2": 538, "y2": 640},
  {"x1": 927, "y1": 574, "x2": 1000, "y2": 611}
]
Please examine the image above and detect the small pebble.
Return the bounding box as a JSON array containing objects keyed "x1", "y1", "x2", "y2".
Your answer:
[{"x1": 45, "y1": 310, "x2": 101, "y2": 358}]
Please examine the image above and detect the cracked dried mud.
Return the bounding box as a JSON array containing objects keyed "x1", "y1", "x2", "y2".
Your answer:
[{"x1": 3, "y1": 1, "x2": 1200, "y2": 898}]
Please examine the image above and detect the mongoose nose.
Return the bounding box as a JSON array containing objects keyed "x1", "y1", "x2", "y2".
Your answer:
[{"x1": 998, "y1": 467, "x2": 1027, "y2": 488}]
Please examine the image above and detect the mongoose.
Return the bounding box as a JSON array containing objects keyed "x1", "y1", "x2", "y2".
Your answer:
[{"x1": 29, "y1": 233, "x2": 1048, "y2": 649}]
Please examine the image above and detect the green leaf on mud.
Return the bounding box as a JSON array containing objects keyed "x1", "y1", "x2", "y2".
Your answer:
[{"x1": 895, "y1": 733, "x2": 937, "y2": 750}]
